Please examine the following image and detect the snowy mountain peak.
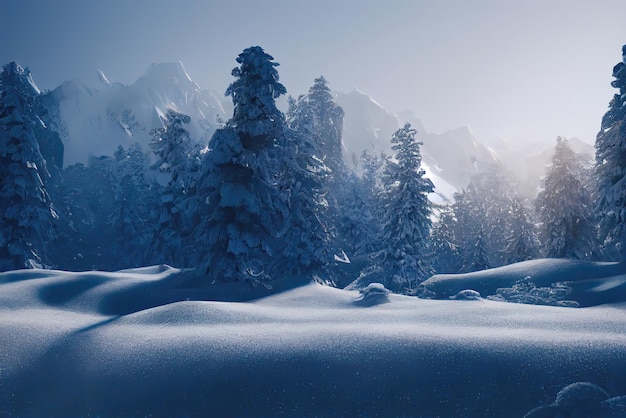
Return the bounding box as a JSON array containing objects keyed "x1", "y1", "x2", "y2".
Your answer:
[
  {"x1": 335, "y1": 89, "x2": 496, "y2": 196},
  {"x1": 2, "y1": 61, "x2": 41, "y2": 96},
  {"x1": 335, "y1": 89, "x2": 404, "y2": 156},
  {"x1": 141, "y1": 61, "x2": 195, "y2": 87},
  {"x1": 38, "y1": 62, "x2": 229, "y2": 167},
  {"x1": 349, "y1": 87, "x2": 385, "y2": 109}
]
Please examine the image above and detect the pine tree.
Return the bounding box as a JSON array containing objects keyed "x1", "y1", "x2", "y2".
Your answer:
[
  {"x1": 50, "y1": 160, "x2": 114, "y2": 270},
  {"x1": 305, "y1": 76, "x2": 345, "y2": 177},
  {"x1": 367, "y1": 123, "x2": 434, "y2": 292},
  {"x1": 194, "y1": 46, "x2": 288, "y2": 285},
  {"x1": 332, "y1": 151, "x2": 384, "y2": 287},
  {"x1": 460, "y1": 226, "x2": 491, "y2": 273},
  {"x1": 0, "y1": 62, "x2": 58, "y2": 270},
  {"x1": 536, "y1": 137, "x2": 595, "y2": 259},
  {"x1": 504, "y1": 197, "x2": 540, "y2": 264},
  {"x1": 288, "y1": 77, "x2": 350, "y2": 276},
  {"x1": 108, "y1": 143, "x2": 159, "y2": 268},
  {"x1": 472, "y1": 163, "x2": 516, "y2": 266},
  {"x1": 429, "y1": 205, "x2": 461, "y2": 274},
  {"x1": 453, "y1": 189, "x2": 493, "y2": 273},
  {"x1": 450, "y1": 162, "x2": 519, "y2": 270},
  {"x1": 149, "y1": 109, "x2": 200, "y2": 266},
  {"x1": 595, "y1": 44, "x2": 626, "y2": 259},
  {"x1": 351, "y1": 150, "x2": 384, "y2": 260},
  {"x1": 278, "y1": 105, "x2": 335, "y2": 280}
]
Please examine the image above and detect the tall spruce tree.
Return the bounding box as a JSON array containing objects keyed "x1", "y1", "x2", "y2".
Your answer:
[
  {"x1": 149, "y1": 109, "x2": 200, "y2": 266},
  {"x1": 0, "y1": 62, "x2": 58, "y2": 270},
  {"x1": 333, "y1": 151, "x2": 385, "y2": 287},
  {"x1": 460, "y1": 225, "x2": 491, "y2": 273},
  {"x1": 290, "y1": 77, "x2": 349, "y2": 273},
  {"x1": 350, "y1": 150, "x2": 384, "y2": 260},
  {"x1": 305, "y1": 76, "x2": 345, "y2": 177},
  {"x1": 504, "y1": 197, "x2": 540, "y2": 264},
  {"x1": 536, "y1": 137, "x2": 595, "y2": 259},
  {"x1": 453, "y1": 189, "x2": 493, "y2": 273},
  {"x1": 51, "y1": 159, "x2": 117, "y2": 271},
  {"x1": 108, "y1": 144, "x2": 160, "y2": 269},
  {"x1": 194, "y1": 46, "x2": 288, "y2": 285},
  {"x1": 595, "y1": 44, "x2": 626, "y2": 259},
  {"x1": 429, "y1": 205, "x2": 461, "y2": 274},
  {"x1": 450, "y1": 162, "x2": 520, "y2": 270},
  {"x1": 280, "y1": 97, "x2": 335, "y2": 280},
  {"x1": 366, "y1": 123, "x2": 434, "y2": 292}
]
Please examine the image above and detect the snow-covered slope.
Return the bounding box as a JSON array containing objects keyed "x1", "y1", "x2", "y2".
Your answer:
[
  {"x1": 419, "y1": 126, "x2": 500, "y2": 191},
  {"x1": 335, "y1": 89, "x2": 418, "y2": 158},
  {"x1": 336, "y1": 89, "x2": 499, "y2": 196},
  {"x1": 40, "y1": 62, "x2": 229, "y2": 166},
  {"x1": 421, "y1": 258, "x2": 626, "y2": 307},
  {"x1": 2, "y1": 263, "x2": 626, "y2": 417},
  {"x1": 335, "y1": 89, "x2": 598, "y2": 198}
]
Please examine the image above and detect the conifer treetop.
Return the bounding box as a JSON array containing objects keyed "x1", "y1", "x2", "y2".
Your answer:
[{"x1": 225, "y1": 46, "x2": 286, "y2": 139}]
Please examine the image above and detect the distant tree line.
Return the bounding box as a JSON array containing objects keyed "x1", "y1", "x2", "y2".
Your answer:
[{"x1": 1, "y1": 44, "x2": 625, "y2": 295}]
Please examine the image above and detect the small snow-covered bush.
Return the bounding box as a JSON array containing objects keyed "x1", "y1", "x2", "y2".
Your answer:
[
  {"x1": 450, "y1": 289, "x2": 482, "y2": 301},
  {"x1": 486, "y1": 279, "x2": 579, "y2": 307},
  {"x1": 353, "y1": 282, "x2": 390, "y2": 306}
]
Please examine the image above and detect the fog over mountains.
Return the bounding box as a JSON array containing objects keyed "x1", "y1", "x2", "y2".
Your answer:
[{"x1": 33, "y1": 61, "x2": 593, "y2": 199}]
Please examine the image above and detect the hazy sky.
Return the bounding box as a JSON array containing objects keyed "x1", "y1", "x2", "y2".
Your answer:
[{"x1": 1, "y1": 0, "x2": 625, "y2": 145}]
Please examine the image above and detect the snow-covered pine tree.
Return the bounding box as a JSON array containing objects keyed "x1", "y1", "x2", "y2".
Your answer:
[
  {"x1": 194, "y1": 46, "x2": 288, "y2": 285},
  {"x1": 300, "y1": 77, "x2": 353, "y2": 241},
  {"x1": 504, "y1": 197, "x2": 540, "y2": 264},
  {"x1": 305, "y1": 76, "x2": 345, "y2": 177},
  {"x1": 367, "y1": 123, "x2": 434, "y2": 292},
  {"x1": 451, "y1": 162, "x2": 518, "y2": 270},
  {"x1": 279, "y1": 94, "x2": 336, "y2": 280},
  {"x1": 149, "y1": 109, "x2": 200, "y2": 266},
  {"x1": 429, "y1": 205, "x2": 461, "y2": 274},
  {"x1": 108, "y1": 143, "x2": 160, "y2": 269},
  {"x1": 453, "y1": 189, "x2": 493, "y2": 273},
  {"x1": 595, "y1": 44, "x2": 626, "y2": 259},
  {"x1": 536, "y1": 137, "x2": 595, "y2": 259},
  {"x1": 473, "y1": 163, "x2": 516, "y2": 266},
  {"x1": 0, "y1": 62, "x2": 58, "y2": 271},
  {"x1": 50, "y1": 159, "x2": 114, "y2": 270},
  {"x1": 289, "y1": 77, "x2": 350, "y2": 275},
  {"x1": 331, "y1": 150, "x2": 384, "y2": 287},
  {"x1": 150, "y1": 109, "x2": 196, "y2": 197},
  {"x1": 350, "y1": 150, "x2": 385, "y2": 260},
  {"x1": 460, "y1": 226, "x2": 491, "y2": 273}
]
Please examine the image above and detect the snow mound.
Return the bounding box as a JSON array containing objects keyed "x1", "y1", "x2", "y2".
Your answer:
[
  {"x1": 451, "y1": 289, "x2": 483, "y2": 300},
  {"x1": 555, "y1": 382, "x2": 609, "y2": 410},
  {"x1": 421, "y1": 258, "x2": 626, "y2": 307},
  {"x1": 524, "y1": 381, "x2": 626, "y2": 418},
  {"x1": 353, "y1": 282, "x2": 390, "y2": 306}
]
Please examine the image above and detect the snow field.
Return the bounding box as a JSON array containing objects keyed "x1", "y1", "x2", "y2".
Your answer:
[{"x1": 2, "y1": 262, "x2": 626, "y2": 416}]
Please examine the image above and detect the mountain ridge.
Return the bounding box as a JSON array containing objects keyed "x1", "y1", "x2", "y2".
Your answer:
[
  {"x1": 38, "y1": 61, "x2": 229, "y2": 167},
  {"x1": 10, "y1": 60, "x2": 595, "y2": 199}
]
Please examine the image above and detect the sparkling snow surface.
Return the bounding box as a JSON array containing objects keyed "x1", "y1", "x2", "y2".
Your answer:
[{"x1": 2, "y1": 261, "x2": 626, "y2": 417}]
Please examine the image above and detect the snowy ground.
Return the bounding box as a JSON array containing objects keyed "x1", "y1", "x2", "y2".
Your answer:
[{"x1": 2, "y1": 260, "x2": 626, "y2": 417}]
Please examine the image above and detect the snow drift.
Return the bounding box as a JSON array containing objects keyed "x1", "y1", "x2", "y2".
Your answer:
[
  {"x1": 421, "y1": 258, "x2": 626, "y2": 307},
  {"x1": 3, "y1": 259, "x2": 626, "y2": 417}
]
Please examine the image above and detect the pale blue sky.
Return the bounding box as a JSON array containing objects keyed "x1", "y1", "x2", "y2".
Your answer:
[{"x1": 1, "y1": 0, "x2": 625, "y2": 145}]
